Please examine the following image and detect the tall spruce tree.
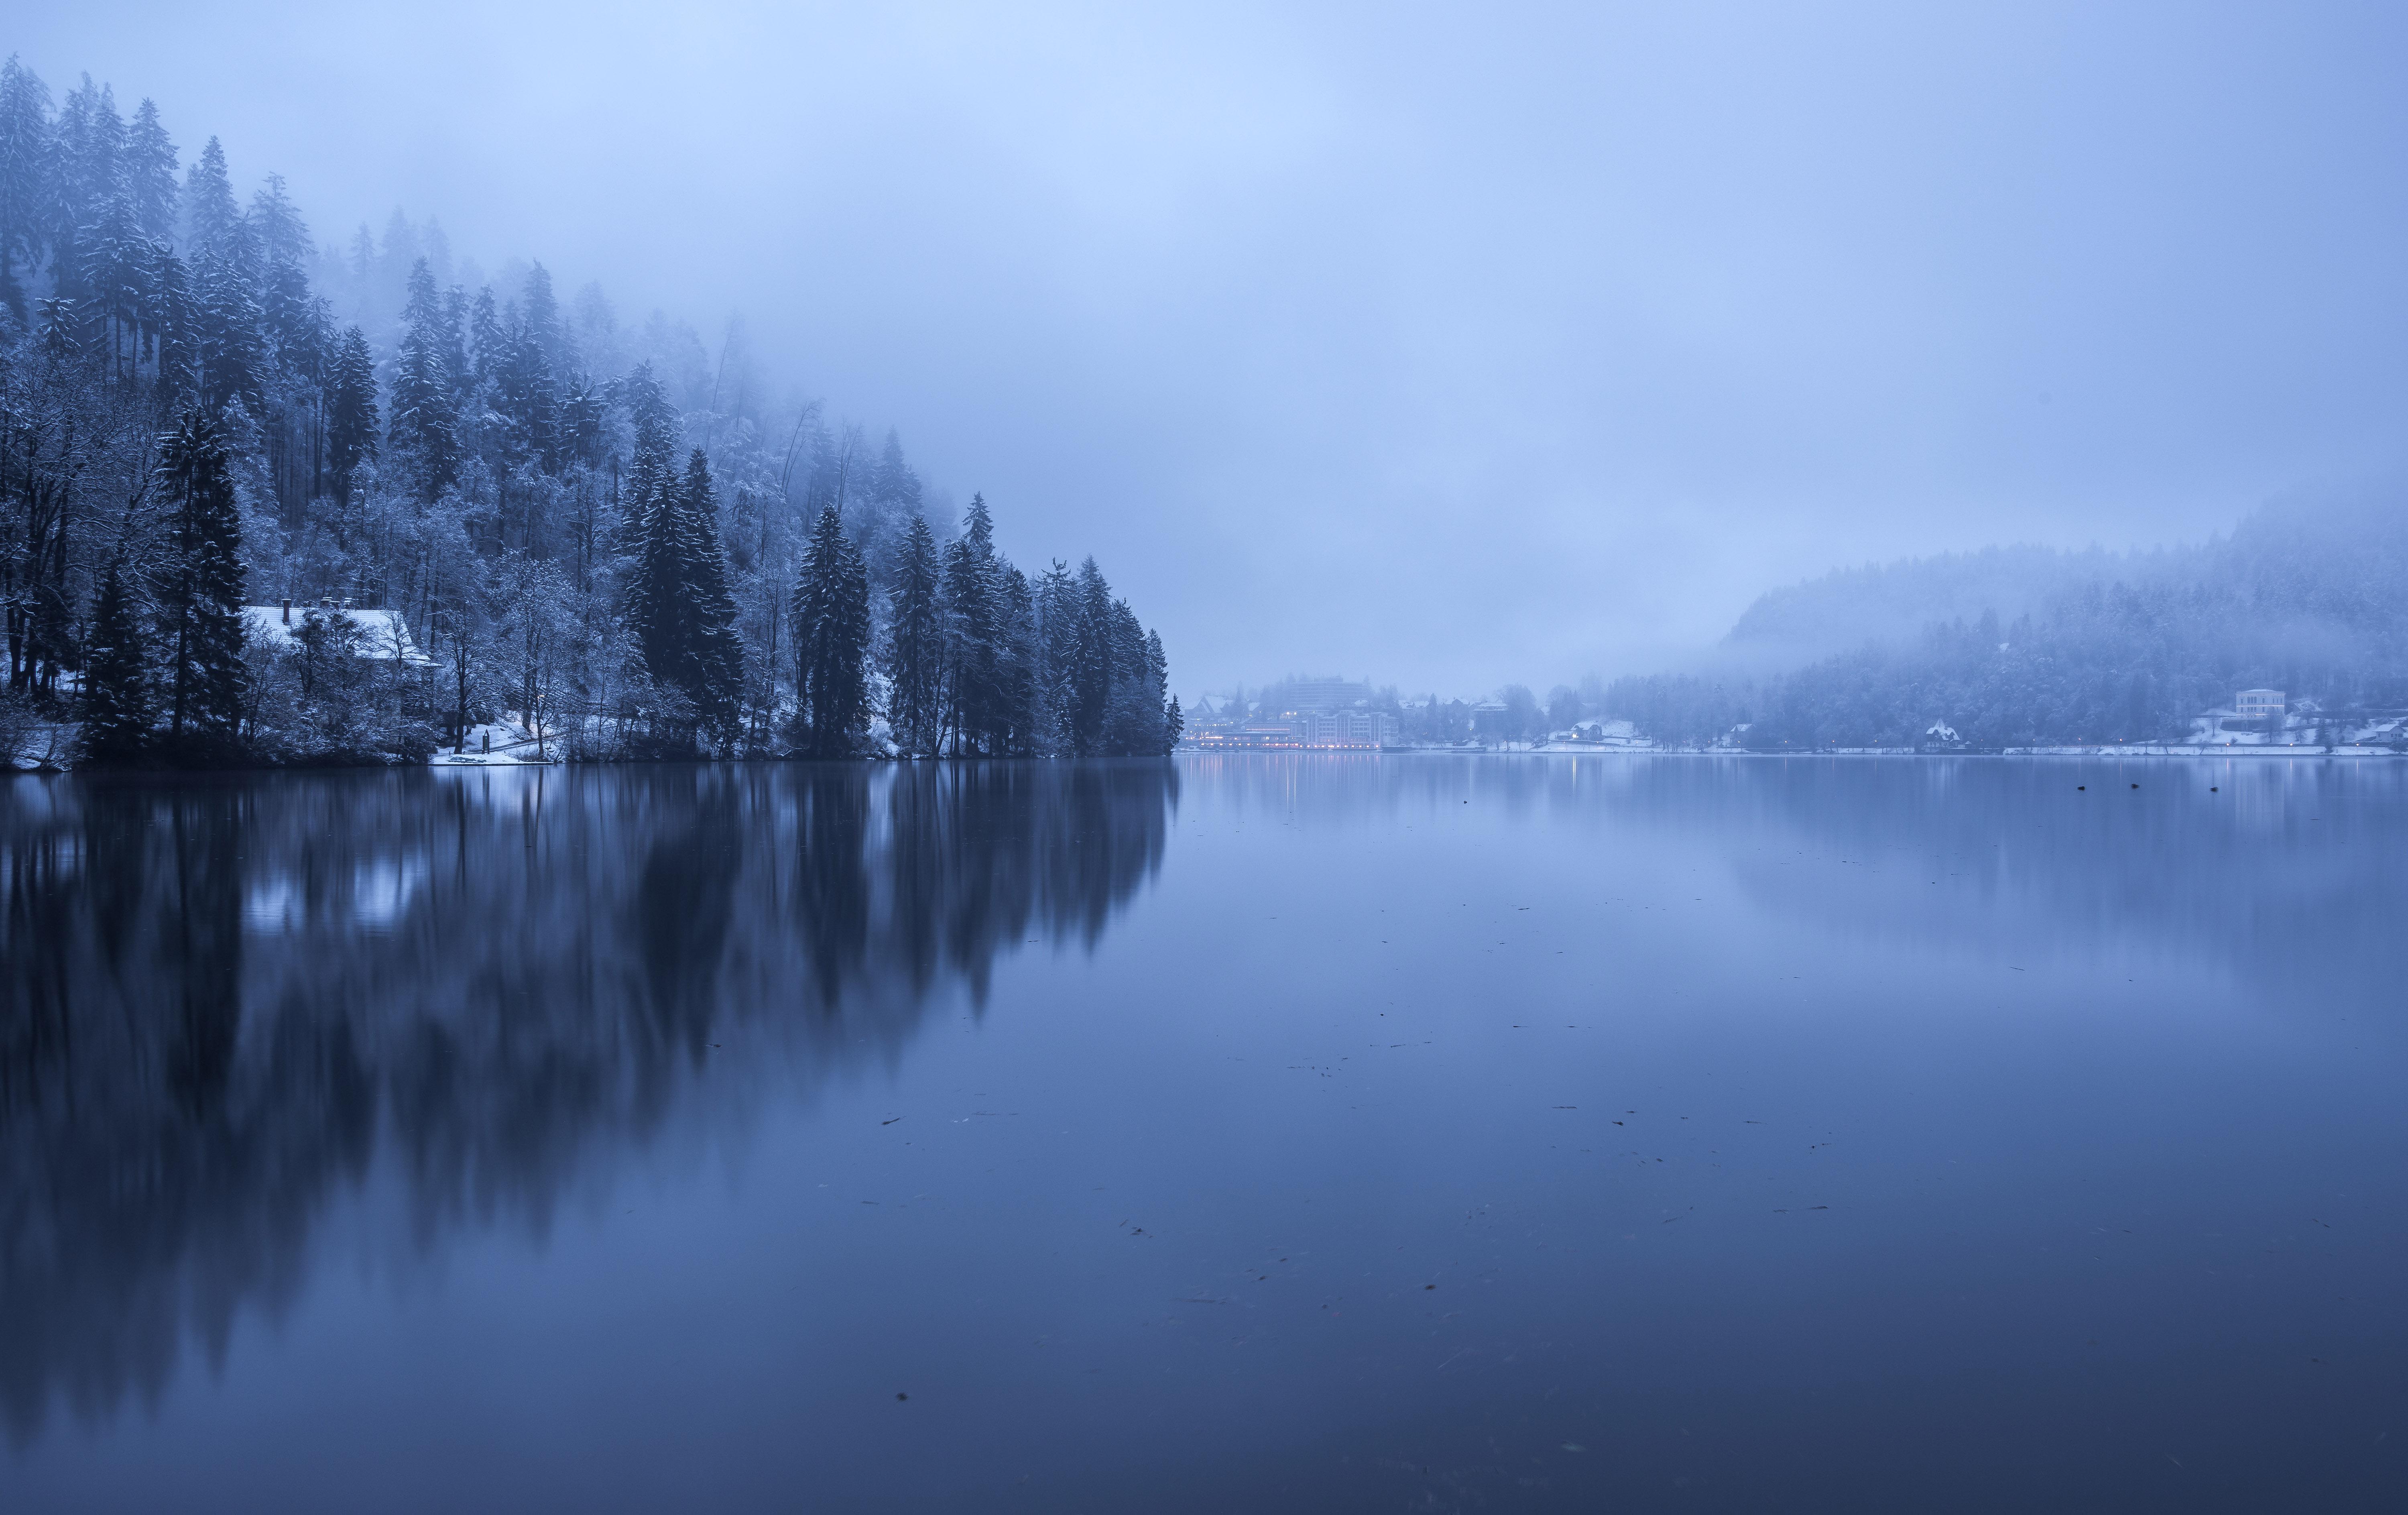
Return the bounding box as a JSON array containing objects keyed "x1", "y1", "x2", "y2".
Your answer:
[
  {"x1": 1070, "y1": 557, "x2": 1114, "y2": 755},
  {"x1": 941, "y1": 493, "x2": 1001, "y2": 754},
  {"x1": 679, "y1": 448, "x2": 745, "y2": 738},
  {"x1": 390, "y1": 257, "x2": 458, "y2": 495},
  {"x1": 157, "y1": 408, "x2": 249, "y2": 746},
  {"x1": 791, "y1": 505, "x2": 870, "y2": 757},
  {"x1": 1035, "y1": 558, "x2": 1080, "y2": 755},
  {"x1": 0, "y1": 56, "x2": 51, "y2": 320},
  {"x1": 49, "y1": 76, "x2": 123, "y2": 313},
  {"x1": 326, "y1": 325, "x2": 378, "y2": 501},
  {"x1": 883, "y1": 513, "x2": 944, "y2": 755},
  {"x1": 189, "y1": 217, "x2": 265, "y2": 415},
  {"x1": 996, "y1": 564, "x2": 1040, "y2": 755},
  {"x1": 123, "y1": 98, "x2": 178, "y2": 242},
  {"x1": 182, "y1": 135, "x2": 240, "y2": 255},
  {"x1": 623, "y1": 447, "x2": 685, "y2": 694},
  {"x1": 80, "y1": 554, "x2": 153, "y2": 760}
]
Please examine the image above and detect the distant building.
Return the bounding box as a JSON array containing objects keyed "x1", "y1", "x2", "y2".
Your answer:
[
  {"x1": 1192, "y1": 709, "x2": 1395, "y2": 749},
  {"x1": 1263, "y1": 676, "x2": 1374, "y2": 713},
  {"x1": 2235, "y1": 689, "x2": 2285, "y2": 723}
]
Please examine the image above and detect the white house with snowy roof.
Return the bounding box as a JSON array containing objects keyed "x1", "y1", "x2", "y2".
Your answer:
[{"x1": 242, "y1": 602, "x2": 435, "y2": 668}]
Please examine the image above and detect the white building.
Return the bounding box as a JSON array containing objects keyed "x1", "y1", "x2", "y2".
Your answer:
[
  {"x1": 2234, "y1": 688, "x2": 2285, "y2": 727},
  {"x1": 242, "y1": 603, "x2": 436, "y2": 668}
]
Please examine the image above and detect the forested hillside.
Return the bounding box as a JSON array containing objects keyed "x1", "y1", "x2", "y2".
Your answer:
[
  {"x1": 1720, "y1": 542, "x2": 2186, "y2": 668},
  {"x1": 1597, "y1": 495, "x2": 2408, "y2": 749},
  {"x1": 0, "y1": 58, "x2": 1175, "y2": 766}
]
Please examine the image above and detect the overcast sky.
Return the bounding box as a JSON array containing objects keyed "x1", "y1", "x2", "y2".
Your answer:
[{"x1": 16, "y1": 2, "x2": 2408, "y2": 694}]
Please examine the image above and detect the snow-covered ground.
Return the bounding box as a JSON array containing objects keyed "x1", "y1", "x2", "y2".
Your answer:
[{"x1": 429, "y1": 717, "x2": 559, "y2": 766}]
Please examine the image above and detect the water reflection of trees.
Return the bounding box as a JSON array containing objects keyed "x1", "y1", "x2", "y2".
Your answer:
[{"x1": 0, "y1": 760, "x2": 1175, "y2": 1444}]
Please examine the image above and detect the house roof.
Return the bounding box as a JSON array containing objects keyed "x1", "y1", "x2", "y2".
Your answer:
[{"x1": 242, "y1": 605, "x2": 436, "y2": 667}]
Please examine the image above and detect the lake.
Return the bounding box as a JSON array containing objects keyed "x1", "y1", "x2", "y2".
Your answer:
[{"x1": 3, "y1": 755, "x2": 2402, "y2": 1512}]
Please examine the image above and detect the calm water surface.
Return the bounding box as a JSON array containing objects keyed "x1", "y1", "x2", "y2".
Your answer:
[{"x1": 4, "y1": 755, "x2": 2404, "y2": 1512}]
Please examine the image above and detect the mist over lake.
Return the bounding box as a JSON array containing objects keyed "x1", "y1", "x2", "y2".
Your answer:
[{"x1": 9, "y1": 6, "x2": 2408, "y2": 1509}]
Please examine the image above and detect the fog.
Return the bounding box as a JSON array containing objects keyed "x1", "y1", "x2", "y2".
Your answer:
[{"x1": 16, "y1": 1, "x2": 2408, "y2": 695}]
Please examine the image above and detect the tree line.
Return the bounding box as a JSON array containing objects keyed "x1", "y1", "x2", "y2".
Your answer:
[
  {"x1": 0, "y1": 57, "x2": 1178, "y2": 766},
  {"x1": 1579, "y1": 494, "x2": 2408, "y2": 750}
]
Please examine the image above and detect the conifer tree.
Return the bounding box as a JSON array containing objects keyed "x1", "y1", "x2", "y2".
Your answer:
[
  {"x1": 144, "y1": 239, "x2": 195, "y2": 411},
  {"x1": 883, "y1": 513, "x2": 944, "y2": 755},
  {"x1": 1069, "y1": 557, "x2": 1114, "y2": 755},
  {"x1": 996, "y1": 564, "x2": 1040, "y2": 755},
  {"x1": 326, "y1": 324, "x2": 378, "y2": 501},
  {"x1": 80, "y1": 554, "x2": 153, "y2": 760},
  {"x1": 941, "y1": 493, "x2": 1002, "y2": 753},
  {"x1": 48, "y1": 76, "x2": 123, "y2": 312},
  {"x1": 390, "y1": 257, "x2": 458, "y2": 495},
  {"x1": 1035, "y1": 558, "x2": 1079, "y2": 755},
  {"x1": 79, "y1": 194, "x2": 146, "y2": 378},
  {"x1": 123, "y1": 98, "x2": 178, "y2": 242},
  {"x1": 250, "y1": 175, "x2": 318, "y2": 367},
  {"x1": 157, "y1": 408, "x2": 250, "y2": 745},
  {"x1": 468, "y1": 285, "x2": 504, "y2": 389},
  {"x1": 1141, "y1": 628, "x2": 1173, "y2": 754},
  {"x1": 189, "y1": 220, "x2": 265, "y2": 415},
  {"x1": 183, "y1": 135, "x2": 240, "y2": 256},
  {"x1": 0, "y1": 56, "x2": 51, "y2": 320},
  {"x1": 522, "y1": 261, "x2": 569, "y2": 373},
  {"x1": 791, "y1": 505, "x2": 870, "y2": 757},
  {"x1": 623, "y1": 449, "x2": 686, "y2": 695},
  {"x1": 496, "y1": 313, "x2": 561, "y2": 470},
  {"x1": 679, "y1": 448, "x2": 746, "y2": 738}
]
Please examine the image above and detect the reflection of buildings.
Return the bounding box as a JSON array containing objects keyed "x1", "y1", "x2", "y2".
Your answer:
[{"x1": 0, "y1": 762, "x2": 1177, "y2": 1444}]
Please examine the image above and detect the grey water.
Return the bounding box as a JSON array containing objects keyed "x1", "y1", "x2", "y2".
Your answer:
[{"x1": 3, "y1": 755, "x2": 2403, "y2": 1513}]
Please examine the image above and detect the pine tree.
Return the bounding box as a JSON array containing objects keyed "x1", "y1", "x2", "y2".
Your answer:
[
  {"x1": 1035, "y1": 558, "x2": 1079, "y2": 755},
  {"x1": 942, "y1": 493, "x2": 1001, "y2": 754},
  {"x1": 996, "y1": 564, "x2": 1040, "y2": 755},
  {"x1": 1069, "y1": 557, "x2": 1114, "y2": 755},
  {"x1": 624, "y1": 447, "x2": 686, "y2": 696},
  {"x1": 144, "y1": 239, "x2": 195, "y2": 411},
  {"x1": 1137, "y1": 629, "x2": 1173, "y2": 754},
  {"x1": 157, "y1": 408, "x2": 250, "y2": 746},
  {"x1": 883, "y1": 513, "x2": 944, "y2": 755},
  {"x1": 183, "y1": 135, "x2": 240, "y2": 255},
  {"x1": 791, "y1": 505, "x2": 870, "y2": 757},
  {"x1": 123, "y1": 98, "x2": 178, "y2": 242},
  {"x1": 496, "y1": 311, "x2": 561, "y2": 471},
  {"x1": 522, "y1": 260, "x2": 570, "y2": 373},
  {"x1": 49, "y1": 75, "x2": 124, "y2": 312},
  {"x1": 679, "y1": 448, "x2": 745, "y2": 738},
  {"x1": 78, "y1": 193, "x2": 145, "y2": 378},
  {"x1": 1101, "y1": 600, "x2": 1163, "y2": 755},
  {"x1": 79, "y1": 554, "x2": 153, "y2": 760},
  {"x1": 250, "y1": 175, "x2": 318, "y2": 368},
  {"x1": 390, "y1": 257, "x2": 458, "y2": 495},
  {"x1": 0, "y1": 56, "x2": 51, "y2": 321},
  {"x1": 468, "y1": 284, "x2": 504, "y2": 390},
  {"x1": 327, "y1": 324, "x2": 379, "y2": 501}
]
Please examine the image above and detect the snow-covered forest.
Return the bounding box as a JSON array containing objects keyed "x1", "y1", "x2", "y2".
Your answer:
[
  {"x1": 1590, "y1": 494, "x2": 2408, "y2": 749},
  {"x1": 0, "y1": 59, "x2": 1177, "y2": 766}
]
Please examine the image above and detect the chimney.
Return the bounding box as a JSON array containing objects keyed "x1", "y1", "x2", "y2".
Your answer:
[{"x1": 281, "y1": 599, "x2": 291, "y2": 625}]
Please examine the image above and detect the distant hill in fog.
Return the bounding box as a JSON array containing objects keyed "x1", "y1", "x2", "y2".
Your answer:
[
  {"x1": 1596, "y1": 494, "x2": 2408, "y2": 749},
  {"x1": 1720, "y1": 542, "x2": 2190, "y2": 669}
]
